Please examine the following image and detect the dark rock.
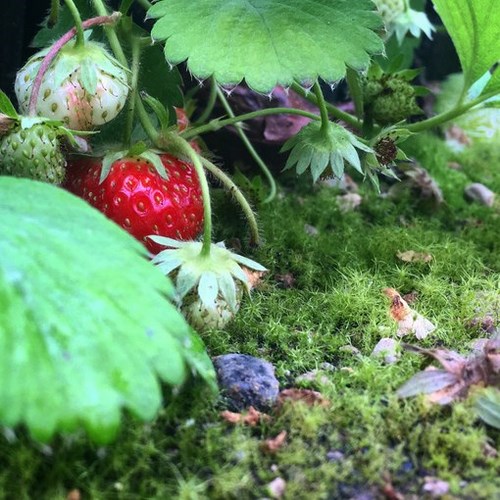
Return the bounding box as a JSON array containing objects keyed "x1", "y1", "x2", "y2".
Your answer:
[{"x1": 213, "y1": 354, "x2": 280, "y2": 411}]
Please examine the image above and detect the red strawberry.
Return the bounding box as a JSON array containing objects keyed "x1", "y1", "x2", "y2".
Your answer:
[{"x1": 64, "y1": 153, "x2": 204, "y2": 254}]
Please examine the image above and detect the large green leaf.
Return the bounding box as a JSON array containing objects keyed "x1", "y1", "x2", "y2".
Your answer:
[
  {"x1": 0, "y1": 177, "x2": 216, "y2": 443},
  {"x1": 148, "y1": 0, "x2": 383, "y2": 93},
  {"x1": 431, "y1": 0, "x2": 500, "y2": 93}
]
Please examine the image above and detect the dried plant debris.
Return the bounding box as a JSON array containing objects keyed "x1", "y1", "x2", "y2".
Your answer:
[
  {"x1": 220, "y1": 406, "x2": 271, "y2": 426},
  {"x1": 336, "y1": 193, "x2": 363, "y2": 213},
  {"x1": 277, "y1": 388, "x2": 330, "y2": 407},
  {"x1": 388, "y1": 163, "x2": 443, "y2": 206},
  {"x1": 397, "y1": 336, "x2": 500, "y2": 409},
  {"x1": 396, "y1": 250, "x2": 432, "y2": 263},
  {"x1": 384, "y1": 288, "x2": 436, "y2": 339},
  {"x1": 261, "y1": 431, "x2": 287, "y2": 454}
]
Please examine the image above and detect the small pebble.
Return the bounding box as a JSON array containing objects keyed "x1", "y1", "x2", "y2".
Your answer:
[
  {"x1": 213, "y1": 354, "x2": 280, "y2": 411},
  {"x1": 464, "y1": 183, "x2": 495, "y2": 207},
  {"x1": 304, "y1": 223, "x2": 319, "y2": 236}
]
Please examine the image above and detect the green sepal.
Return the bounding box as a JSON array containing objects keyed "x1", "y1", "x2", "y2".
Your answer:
[
  {"x1": 80, "y1": 58, "x2": 98, "y2": 95},
  {"x1": 101, "y1": 151, "x2": 128, "y2": 183},
  {"x1": 139, "y1": 151, "x2": 168, "y2": 179},
  {"x1": 141, "y1": 91, "x2": 171, "y2": 133},
  {"x1": 282, "y1": 121, "x2": 372, "y2": 182},
  {"x1": 0, "y1": 90, "x2": 19, "y2": 119}
]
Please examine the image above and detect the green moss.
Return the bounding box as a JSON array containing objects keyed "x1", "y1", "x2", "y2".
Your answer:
[{"x1": 1, "y1": 136, "x2": 499, "y2": 498}]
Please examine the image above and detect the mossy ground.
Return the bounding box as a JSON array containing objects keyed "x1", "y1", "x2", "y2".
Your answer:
[{"x1": 1, "y1": 134, "x2": 499, "y2": 499}]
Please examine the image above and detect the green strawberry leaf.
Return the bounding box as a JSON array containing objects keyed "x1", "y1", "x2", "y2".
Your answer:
[
  {"x1": 475, "y1": 388, "x2": 500, "y2": 429},
  {"x1": 431, "y1": 0, "x2": 500, "y2": 95},
  {"x1": 0, "y1": 90, "x2": 19, "y2": 119},
  {"x1": 0, "y1": 177, "x2": 216, "y2": 443},
  {"x1": 148, "y1": 0, "x2": 383, "y2": 93}
]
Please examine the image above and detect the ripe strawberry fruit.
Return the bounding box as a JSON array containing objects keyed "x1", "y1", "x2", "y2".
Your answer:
[{"x1": 64, "y1": 153, "x2": 204, "y2": 253}]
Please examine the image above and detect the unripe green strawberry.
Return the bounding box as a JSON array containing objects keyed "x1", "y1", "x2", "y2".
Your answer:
[
  {"x1": 363, "y1": 75, "x2": 421, "y2": 124},
  {"x1": 15, "y1": 41, "x2": 129, "y2": 131},
  {"x1": 0, "y1": 123, "x2": 66, "y2": 184},
  {"x1": 181, "y1": 283, "x2": 245, "y2": 331}
]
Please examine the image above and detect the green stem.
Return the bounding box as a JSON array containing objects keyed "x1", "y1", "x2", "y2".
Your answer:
[
  {"x1": 63, "y1": 0, "x2": 85, "y2": 47},
  {"x1": 216, "y1": 87, "x2": 277, "y2": 203},
  {"x1": 91, "y1": 0, "x2": 128, "y2": 66},
  {"x1": 136, "y1": 95, "x2": 160, "y2": 144},
  {"x1": 49, "y1": 0, "x2": 60, "y2": 27},
  {"x1": 167, "y1": 138, "x2": 213, "y2": 256},
  {"x1": 313, "y1": 81, "x2": 330, "y2": 133},
  {"x1": 182, "y1": 107, "x2": 320, "y2": 141},
  {"x1": 406, "y1": 93, "x2": 496, "y2": 133},
  {"x1": 92, "y1": 0, "x2": 160, "y2": 145},
  {"x1": 124, "y1": 36, "x2": 141, "y2": 147},
  {"x1": 196, "y1": 77, "x2": 218, "y2": 124},
  {"x1": 201, "y1": 157, "x2": 260, "y2": 246},
  {"x1": 291, "y1": 82, "x2": 362, "y2": 129}
]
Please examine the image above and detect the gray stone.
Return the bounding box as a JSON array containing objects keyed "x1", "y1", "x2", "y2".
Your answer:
[{"x1": 213, "y1": 354, "x2": 280, "y2": 411}]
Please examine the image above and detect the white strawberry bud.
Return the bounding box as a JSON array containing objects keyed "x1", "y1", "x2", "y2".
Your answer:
[
  {"x1": 15, "y1": 41, "x2": 129, "y2": 131},
  {"x1": 150, "y1": 238, "x2": 267, "y2": 332}
]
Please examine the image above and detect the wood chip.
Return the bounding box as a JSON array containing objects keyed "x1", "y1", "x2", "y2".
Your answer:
[
  {"x1": 262, "y1": 431, "x2": 287, "y2": 454},
  {"x1": 220, "y1": 406, "x2": 270, "y2": 426}
]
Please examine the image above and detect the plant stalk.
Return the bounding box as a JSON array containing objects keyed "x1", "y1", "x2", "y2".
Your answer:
[
  {"x1": 182, "y1": 107, "x2": 320, "y2": 141},
  {"x1": 195, "y1": 77, "x2": 218, "y2": 124},
  {"x1": 216, "y1": 87, "x2": 277, "y2": 203},
  {"x1": 63, "y1": 0, "x2": 85, "y2": 47},
  {"x1": 405, "y1": 92, "x2": 497, "y2": 133},
  {"x1": 313, "y1": 82, "x2": 330, "y2": 134},
  {"x1": 167, "y1": 137, "x2": 213, "y2": 257},
  {"x1": 28, "y1": 14, "x2": 120, "y2": 116},
  {"x1": 291, "y1": 82, "x2": 362, "y2": 129},
  {"x1": 124, "y1": 36, "x2": 141, "y2": 147},
  {"x1": 201, "y1": 157, "x2": 260, "y2": 246}
]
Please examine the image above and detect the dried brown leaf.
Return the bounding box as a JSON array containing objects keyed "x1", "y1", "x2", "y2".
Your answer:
[
  {"x1": 220, "y1": 406, "x2": 270, "y2": 426},
  {"x1": 278, "y1": 388, "x2": 330, "y2": 407},
  {"x1": 397, "y1": 250, "x2": 433, "y2": 263},
  {"x1": 384, "y1": 288, "x2": 436, "y2": 339},
  {"x1": 262, "y1": 431, "x2": 287, "y2": 454},
  {"x1": 242, "y1": 267, "x2": 266, "y2": 290}
]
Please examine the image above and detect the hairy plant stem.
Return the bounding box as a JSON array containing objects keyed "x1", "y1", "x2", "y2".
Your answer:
[
  {"x1": 91, "y1": 0, "x2": 128, "y2": 66},
  {"x1": 49, "y1": 0, "x2": 60, "y2": 27},
  {"x1": 313, "y1": 82, "x2": 330, "y2": 134},
  {"x1": 124, "y1": 36, "x2": 141, "y2": 147},
  {"x1": 167, "y1": 137, "x2": 213, "y2": 257},
  {"x1": 290, "y1": 82, "x2": 362, "y2": 129},
  {"x1": 201, "y1": 157, "x2": 260, "y2": 246},
  {"x1": 63, "y1": 0, "x2": 85, "y2": 47},
  {"x1": 91, "y1": 0, "x2": 159, "y2": 144},
  {"x1": 405, "y1": 92, "x2": 497, "y2": 133},
  {"x1": 182, "y1": 107, "x2": 320, "y2": 141},
  {"x1": 196, "y1": 77, "x2": 218, "y2": 124},
  {"x1": 216, "y1": 87, "x2": 277, "y2": 203},
  {"x1": 28, "y1": 14, "x2": 120, "y2": 116}
]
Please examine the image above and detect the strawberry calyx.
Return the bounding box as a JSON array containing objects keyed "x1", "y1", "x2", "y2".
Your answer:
[{"x1": 150, "y1": 237, "x2": 267, "y2": 313}]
